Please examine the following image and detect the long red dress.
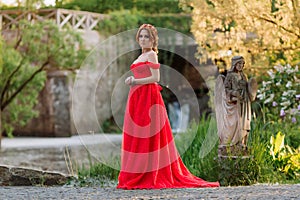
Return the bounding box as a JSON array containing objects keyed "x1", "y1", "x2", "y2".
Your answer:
[{"x1": 117, "y1": 61, "x2": 220, "y2": 189}]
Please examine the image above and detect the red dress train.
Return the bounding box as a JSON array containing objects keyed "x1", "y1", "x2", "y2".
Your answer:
[{"x1": 117, "y1": 61, "x2": 220, "y2": 189}]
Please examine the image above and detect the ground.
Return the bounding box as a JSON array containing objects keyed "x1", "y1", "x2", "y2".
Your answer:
[
  {"x1": 0, "y1": 184, "x2": 300, "y2": 199},
  {"x1": 1, "y1": 135, "x2": 299, "y2": 199}
]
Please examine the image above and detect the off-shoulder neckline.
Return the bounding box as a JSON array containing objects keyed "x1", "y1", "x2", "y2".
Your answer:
[{"x1": 131, "y1": 61, "x2": 159, "y2": 66}]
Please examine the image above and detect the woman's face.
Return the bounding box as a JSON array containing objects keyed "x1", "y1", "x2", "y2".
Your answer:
[
  {"x1": 235, "y1": 61, "x2": 244, "y2": 72},
  {"x1": 138, "y1": 29, "x2": 153, "y2": 49}
]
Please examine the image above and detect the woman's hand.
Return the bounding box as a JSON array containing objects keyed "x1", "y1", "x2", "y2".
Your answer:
[{"x1": 125, "y1": 76, "x2": 135, "y2": 85}]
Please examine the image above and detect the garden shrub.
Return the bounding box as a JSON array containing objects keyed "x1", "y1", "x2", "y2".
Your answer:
[
  {"x1": 269, "y1": 132, "x2": 300, "y2": 180},
  {"x1": 257, "y1": 64, "x2": 300, "y2": 124}
]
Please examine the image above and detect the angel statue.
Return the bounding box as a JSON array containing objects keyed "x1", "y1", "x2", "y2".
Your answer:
[{"x1": 215, "y1": 56, "x2": 257, "y2": 155}]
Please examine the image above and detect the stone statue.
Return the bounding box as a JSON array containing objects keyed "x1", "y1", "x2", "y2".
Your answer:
[{"x1": 215, "y1": 56, "x2": 257, "y2": 155}]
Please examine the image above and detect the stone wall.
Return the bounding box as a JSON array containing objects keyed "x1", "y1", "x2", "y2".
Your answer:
[{"x1": 14, "y1": 70, "x2": 73, "y2": 137}]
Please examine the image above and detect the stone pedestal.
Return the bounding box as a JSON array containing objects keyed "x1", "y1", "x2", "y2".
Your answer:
[
  {"x1": 218, "y1": 144, "x2": 249, "y2": 157},
  {"x1": 218, "y1": 145, "x2": 258, "y2": 186}
]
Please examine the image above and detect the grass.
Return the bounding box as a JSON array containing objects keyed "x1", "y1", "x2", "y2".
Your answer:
[
  {"x1": 175, "y1": 115, "x2": 300, "y2": 186},
  {"x1": 67, "y1": 152, "x2": 119, "y2": 187},
  {"x1": 72, "y1": 115, "x2": 299, "y2": 187},
  {"x1": 175, "y1": 116, "x2": 219, "y2": 182}
]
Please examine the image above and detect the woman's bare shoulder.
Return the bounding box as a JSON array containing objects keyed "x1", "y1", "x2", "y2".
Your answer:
[{"x1": 147, "y1": 50, "x2": 158, "y2": 63}]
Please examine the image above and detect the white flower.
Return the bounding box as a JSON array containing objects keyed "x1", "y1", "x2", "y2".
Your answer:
[
  {"x1": 288, "y1": 108, "x2": 298, "y2": 115},
  {"x1": 267, "y1": 70, "x2": 275, "y2": 79},
  {"x1": 257, "y1": 93, "x2": 265, "y2": 100},
  {"x1": 275, "y1": 81, "x2": 281, "y2": 86},
  {"x1": 274, "y1": 65, "x2": 284, "y2": 73},
  {"x1": 283, "y1": 90, "x2": 296, "y2": 96},
  {"x1": 286, "y1": 68, "x2": 294, "y2": 74},
  {"x1": 262, "y1": 81, "x2": 272, "y2": 87},
  {"x1": 280, "y1": 101, "x2": 291, "y2": 107},
  {"x1": 286, "y1": 64, "x2": 292, "y2": 70},
  {"x1": 258, "y1": 88, "x2": 265, "y2": 93},
  {"x1": 264, "y1": 94, "x2": 275, "y2": 104},
  {"x1": 257, "y1": 89, "x2": 261, "y2": 93},
  {"x1": 286, "y1": 81, "x2": 292, "y2": 88},
  {"x1": 281, "y1": 96, "x2": 287, "y2": 101},
  {"x1": 294, "y1": 75, "x2": 300, "y2": 83}
]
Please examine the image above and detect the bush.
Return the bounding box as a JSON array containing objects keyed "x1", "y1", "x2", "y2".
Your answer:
[
  {"x1": 218, "y1": 156, "x2": 259, "y2": 186},
  {"x1": 97, "y1": 10, "x2": 192, "y2": 36},
  {"x1": 269, "y1": 132, "x2": 300, "y2": 180},
  {"x1": 60, "y1": 0, "x2": 183, "y2": 14},
  {"x1": 98, "y1": 10, "x2": 141, "y2": 36},
  {"x1": 257, "y1": 64, "x2": 300, "y2": 124}
]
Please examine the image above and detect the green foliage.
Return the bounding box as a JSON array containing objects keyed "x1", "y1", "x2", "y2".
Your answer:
[
  {"x1": 97, "y1": 10, "x2": 191, "y2": 36},
  {"x1": 60, "y1": 0, "x2": 183, "y2": 14},
  {"x1": 1, "y1": 48, "x2": 46, "y2": 137},
  {"x1": 218, "y1": 157, "x2": 259, "y2": 186},
  {"x1": 58, "y1": 0, "x2": 191, "y2": 35},
  {"x1": 251, "y1": 114, "x2": 300, "y2": 150},
  {"x1": 248, "y1": 119, "x2": 286, "y2": 183},
  {"x1": 71, "y1": 154, "x2": 119, "y2": 187},
  {"x1": 249, "y1": 118, "x2": 300, "y2": 183},
  {"x1": 175, "y1": 117, "x2": 219, "y2": 182},
  {"x1": 17, "y1": 20, "x2": 86, "y2": 68},
  {"x1": 98, "y1": 10, "x2": 141, "y2": 36},
  {"x1": 176, "y1": 115, "x2": 300, "y2": 186},
  {"x1": 175, "y1": 117, "x2": 260, "y2": 186},
  {"x1": 71, "y1": 117, "x2": 300, "y2": 186},
  {"x1": 135, "y1": 0, "x2": 183, "y2": 14},
  {"x1": 0, "y1": 35, "x2": 3, "y2": 74},
  {"x1": 1, "y1": 0, "x2": 48, "y2": 10},
  {"x1": 257, "y1": 64, "x2": 300, "y2": 124},
  {"x1": 0, "y1": 19, "x2": 86, "y2": 136},
  {"x1": 269, "y1": 132, "x2": 300, "y2": 179},
  {"x1": 101, "y1": 117, "x2": 122, "y2": 133},
  {"x1": 140, "y1": 13, "x2": 191, "y2": 34}
]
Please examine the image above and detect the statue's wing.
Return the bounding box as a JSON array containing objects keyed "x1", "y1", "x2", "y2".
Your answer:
[
  {"x1": 248, "y1": 77, "x2": 258, "y2": 101},
  {"x1": 214, "y1": 75, "x2": 226, "y2": 142}
]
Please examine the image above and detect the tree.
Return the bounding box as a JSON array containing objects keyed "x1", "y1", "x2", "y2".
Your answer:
[
  {"x1": 0, "y1": 35, "x2": 3, "y2": 147},
  {"x1": 180, "y1": 0, "x2": 300, "y2": 73},
  {"x1": 0, "y1": 20, "x2": 86, "y2": 147}
]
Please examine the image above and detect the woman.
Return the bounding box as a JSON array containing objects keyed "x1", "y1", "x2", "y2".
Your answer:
[{"x1": 117, "y1": 24, "x2": 220, "y2": 189}]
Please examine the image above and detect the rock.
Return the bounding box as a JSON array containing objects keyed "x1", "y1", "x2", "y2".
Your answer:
[{"x1": 0, "y1": 165, "x2": 71, "y2": 186}]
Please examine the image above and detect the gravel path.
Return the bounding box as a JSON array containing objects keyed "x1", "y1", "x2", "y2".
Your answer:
[
  {"x1": 1, "y1": 136, "x2": 299, "y2": 199},
  {"x1": 0, "y1": 184, "x2": 299, "y2": 200}
]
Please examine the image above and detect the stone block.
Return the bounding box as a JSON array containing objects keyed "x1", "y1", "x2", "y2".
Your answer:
[{"x1": 0, "y1": 165, "x2": 71, "y2": 186}]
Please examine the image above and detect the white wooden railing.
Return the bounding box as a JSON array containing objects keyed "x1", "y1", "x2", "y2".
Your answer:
[{"x1": 0, "y1": 8, "x2": 108, "y2": 31}]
